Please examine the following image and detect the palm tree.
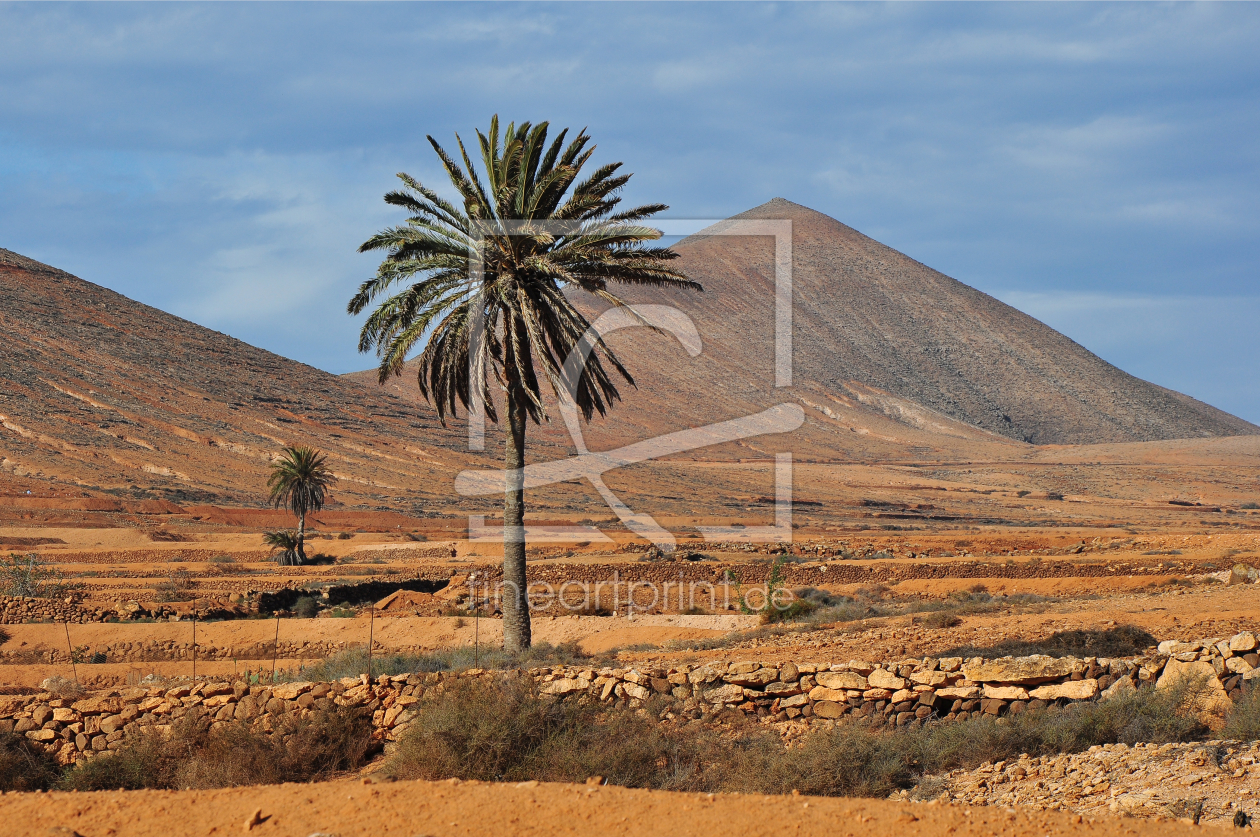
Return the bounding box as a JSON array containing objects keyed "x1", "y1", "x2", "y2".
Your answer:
[
  {"x1": 349, "y1": 116, "x2": 698, "y2": 651},
  {"x1": 267, "y1": 446, "x2": 334, "y2": 563},
  {"x1": 263, "y1": 530, "x2": 302, "y2": 567}
]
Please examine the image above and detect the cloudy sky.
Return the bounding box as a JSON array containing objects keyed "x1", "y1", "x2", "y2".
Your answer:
[{"x1": 2, "y1": 2, "x2": 1257, "y2": 423}]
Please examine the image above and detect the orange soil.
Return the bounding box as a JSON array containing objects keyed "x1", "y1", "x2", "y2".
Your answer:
[{"x1": 1, "y1": 776, "x2": 1214, "y2": 837}]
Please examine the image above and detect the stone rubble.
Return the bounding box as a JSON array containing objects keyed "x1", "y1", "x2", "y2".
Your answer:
[{"x1": 914, "y1": 740, "x2": 1260, "y2": 827}]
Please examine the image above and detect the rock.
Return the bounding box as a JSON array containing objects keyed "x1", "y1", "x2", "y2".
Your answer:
[
  {"x1": 764, "y1": 681, "x2": 803, "y2": 697},
  {"x1": 812, "y1": 701, "x2": 846, "y2": 719},
  {"x1": 98, "y1": 715, "x2": 125, "y2": 735},
  {"x1": 808, "y1": 686, "x2": 848, "y2": 703},
  {"x1": 815, "y1": 671, "x2": 868, "y2": 691},
  {"x1": 1157, "y1": 659, "x2": 1231, "y2": 717},
  {"x1": 868, "y1": 669, "x2": 906, "y2": 690},
  {"x1": 982, "y1": 685, "x2": 1031, "y2": 701},
  {"x1": 910, "y1": 669, "x2": 948, "y2": 687},
  {"x1": 936, "y1": 686, "x2": 980, "y2": 700},
  {"x1": 863, "y1": 688, "x2": 893, "y2": 700},
  {"x1": 623, "y1": 683, "x2": 651, "y2": 701},
  {"x1": 540, "y1": 678, "x2": 591, "y2": 696},
  {"x1": 1101, "y1": 677, "x2": 1136, "y2": 700},
  {"x1": 1158, "y1": 640, "x2": 1179, "y2": 655},
  {"x1": 964, "y1": 656, "x2": 1079, "y2": 685},
  {"x1": 725, "y1": 668, "x2": 778, "y2": 688},
  {"x1": 779, "y1": 662, "x2": 800, "y2": 683},
  {"x1": 780, "y1": 694, "x2": 809, "y2": 709},
  {"x1": 270, "y1": 682, "x2": 313, "y2": 700},
  {"x1": 703, "y1": 683, "x2": 745, "y2": 704},
  {"x1": 938, "y1": 657, "x2": 964, "y2": 672},
  {"x1": 1029, "y1": 680, "x2": 1098, "y2": 700},
  {"x1": 1231, "y1": 632, "x2": 1258, "y2": 652}
]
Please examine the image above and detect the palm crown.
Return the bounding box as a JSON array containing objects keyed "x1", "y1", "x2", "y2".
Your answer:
[{"x1": 348, "y1": 115, "x2": 699, "y2": 423}]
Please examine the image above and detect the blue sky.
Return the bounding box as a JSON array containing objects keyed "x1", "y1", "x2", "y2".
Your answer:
[{"x1": 1, "y1": 2, "x2": 1257, "y2": 424}]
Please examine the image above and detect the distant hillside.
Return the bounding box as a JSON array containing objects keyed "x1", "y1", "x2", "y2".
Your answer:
[
  {"x1": 353, "y1": 198, "x2": 1256, "y2": 453},
  {"x1": 0, "y1": 248, "x2": 483, "y2": 509}
]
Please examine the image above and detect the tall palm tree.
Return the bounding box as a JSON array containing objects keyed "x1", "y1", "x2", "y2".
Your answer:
[
  {"x1": 267, "y1": 446, "x2": 334, "y2": 563},
  {"x1": 349, "y1": 116, "x2": 698, "y2": 651}
]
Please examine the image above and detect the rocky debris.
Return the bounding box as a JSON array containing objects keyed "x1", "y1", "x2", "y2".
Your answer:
[
  {"x1": 921, "y1": 740, "x2": 1260, "y2": 826},
  {"x1": 0, "y1": 595, "x2": 106, "y2": 625}
]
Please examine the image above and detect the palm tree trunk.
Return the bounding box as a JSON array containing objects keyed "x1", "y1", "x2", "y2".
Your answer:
[
  {"x1": 297, "y1": 511, "x2": 306, "y2": 564},
  {"x1": 502, "y1": 380, "x2": 531, "y2": 652}
]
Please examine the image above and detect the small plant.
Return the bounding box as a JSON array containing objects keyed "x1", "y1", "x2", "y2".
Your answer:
[
  {"x1": 263, "y1": 531, "x2": 303, "y2": 566},
  {"x1": 155, "y1": 569, "x2": 196, "y2": 603},
  {"x1": 0, "y1": 730, "x2": 61, "y2": 791},
  {"x1": 338, "y1": 532, "x2": 353, "y2": 540},
  {"x1": 293, "y1": 596, "x2": 319, "y2": 619},
  {"x1": 208, "y1": 555, "x2": 235, "y2": 564},
  {"x1": 0, "y1": 553, "x2": 79, "y2": 599},
  {"x1": 1242, "y1": 502, "x2": 1260, "y2": 510},
  {"x1": 918, "y1": 611, "x2": 962, "y2": 629}
]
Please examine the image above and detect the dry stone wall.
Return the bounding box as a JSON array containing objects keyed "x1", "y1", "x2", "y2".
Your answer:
[{"x1": 4, "y1": 631, "x2": 1257, "y2": 767}]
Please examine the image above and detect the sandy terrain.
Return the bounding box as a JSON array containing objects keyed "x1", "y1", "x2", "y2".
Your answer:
[{"x1": 2, "y1": 776, "x2": 1212, "y2": 837}]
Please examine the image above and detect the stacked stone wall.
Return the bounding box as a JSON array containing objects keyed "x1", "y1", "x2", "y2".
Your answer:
[{"x1": 4, "y1": 631, "x2": 1257, "y2": 767}]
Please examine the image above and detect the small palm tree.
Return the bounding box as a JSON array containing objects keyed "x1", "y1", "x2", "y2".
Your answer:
[
  {"x1": 263, "y1": 530, "x2": 302, "y2": 567},
  {"x1": 350, "y1": 116, "x2": 697, "y2": 651},
  {"x1": 266, "y1": 446, "x2": 334, "y2": 563}
]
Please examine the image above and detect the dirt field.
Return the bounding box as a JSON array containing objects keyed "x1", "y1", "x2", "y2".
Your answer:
[{"x1": 3, "y1": 776, "x2": 1212, "y2": 837}]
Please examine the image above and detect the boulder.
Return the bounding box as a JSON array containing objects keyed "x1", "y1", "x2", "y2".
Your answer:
[
  {"x1": 1231, "y1": 632, "x2": 1258, "y2": 653},
  {"x1": 725, "y1": 668, "x2": 778, "y2": 688},
  {"x1": 808, "y1": 686, "x2": 848, "y2": 703},
  {"x1": 270, "y1": 682, "x2": 313, "y2": 700},
  {"x1": 982, "y1": 685, "x2": 1030, "y2": 701},
  {"x1": 703, "y1": 684, "x2": 745, "y2": 704},
  {"x1": 910, "y1": 670, "x2": 948, "y2": 687},
  {"x1": 1156, "y1": 659, "x2": 1231, "y2": 719},
  {"x1": 1028, "y1": 679, "x2": 1098, "y2": 701},
  {"x1": 540, "y1": 678, "x2": 591, "y2": 696},
  {"x1": 936, "y1": 686, "x2": 980, "y2": 700},
  {"x1": 815, "y1": 671, "x2": 868, "y2": 691},
  {"x1": 71, "y1": 696, "x2": 122, "y2": 716},
  {"x1": 867, "y1": 669, "x2": 906, "y2": 690},
  {"x1": 963, "y1": 656, "x2": 1079, "y2": 685},
  {"x1": 1101, "y1": 677, "x2": 1136, "y2": 701},
  {"x1": 812, "y1": 701, "x2": 846, "y2": 719},
  {"x1": 763, "y1": 682, "x2": 803, "y2": 697}
]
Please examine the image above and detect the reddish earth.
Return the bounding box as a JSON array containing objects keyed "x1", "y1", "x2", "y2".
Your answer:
[{"x1": 1, "y1": 775, "x2": 1213, "y2": 837}]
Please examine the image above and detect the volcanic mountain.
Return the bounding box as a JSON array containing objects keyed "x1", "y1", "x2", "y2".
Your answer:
[{"x1": 356, "y1": 198, "x2": 1256, "y2": 453}]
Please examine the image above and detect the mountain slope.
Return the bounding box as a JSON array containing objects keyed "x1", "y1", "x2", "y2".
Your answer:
[{"x1": 0, "y1": 248, "x2": 486, "y2": 509}]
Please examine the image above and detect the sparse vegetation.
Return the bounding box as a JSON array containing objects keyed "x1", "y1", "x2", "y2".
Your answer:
[
  {"x1": 0, "y1": 552, "x2": 80, "y2": 599},
  {"x1": 939, "y1": 624, "x2": 1158, "y2": 659},
  {"x1": 154, "y1": 568, "x2": 195, "y2": 603},
  {"x1": 384, "y1": 675, "x2": 1216, "y2": 797},
  {"x1": 0, "y1": 731, "x2": 61, "y2": 791},
  {"x1": 293, "y1": 596, "x2": 319, "y2": 619}
]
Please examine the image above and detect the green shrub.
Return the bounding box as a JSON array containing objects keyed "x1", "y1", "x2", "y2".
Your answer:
[
  {"x1": 0, "y1": 730, "x2": 61, "y2": 791},
  {"x1": 293, "y1": 596, "x2": 319, "y2": 619},
  {"x1": 918, "y1": 611, "x2": 961, "y2": 629},
  {"x1": 1240, "y1": 502, "x2": 1260, "y2": 510}
]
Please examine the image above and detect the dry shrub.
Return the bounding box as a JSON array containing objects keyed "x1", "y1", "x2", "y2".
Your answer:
[
  {"x1": 1223, "y1": 682, "x2": 1260, "y2": 741},
  {"x1": 59, "y1": 705, "x2": 372, "y2": 791},
  {"x1": 918, "y1": 611, "x2": 962, "y2": 629},
  {"x1": 0, "y1": 730, "x2": 61, "y2": 791},
  {"x1": 940, "y1": 624, "x2": 1157, "y2": 659},
  {"x1": 387, "y1": 676, "x2": 1215, "y2": 797},
  {"x1": 385, "y1": 678, "x2": 721, "y2": 789}
]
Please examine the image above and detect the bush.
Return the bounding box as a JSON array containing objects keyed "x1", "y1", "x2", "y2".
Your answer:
[
  {"x1": 385, "y1": 678, "x2": 717, "y2": 789},
  {"x1": 918, "y1": 611, "x2": 961, "y2": 629},
  {"x1": 0, "y1": 552, "x2": 80, "y2": 598},
  {"x1": 0, "y1": 731, "x2": 61, "y2": 791},
  {"x1": 293, "y1": 596, "x2": 319, "y2": 619},
  {"x1": 385, "y1": 677, "x2": 1215, "y2": 797},
  {"x1": 0, "y1": 627, "x2": 10, "y2": 646},
  {"x1": 1241, "y1": 502, "x2": 1259, "y2": 510},
  {"x1": 1223, "y1": 682, "x2": 1260, "y2": 741},
  {"x1": 59, "y1": 706, "x2": 372, "y2": 791}
]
